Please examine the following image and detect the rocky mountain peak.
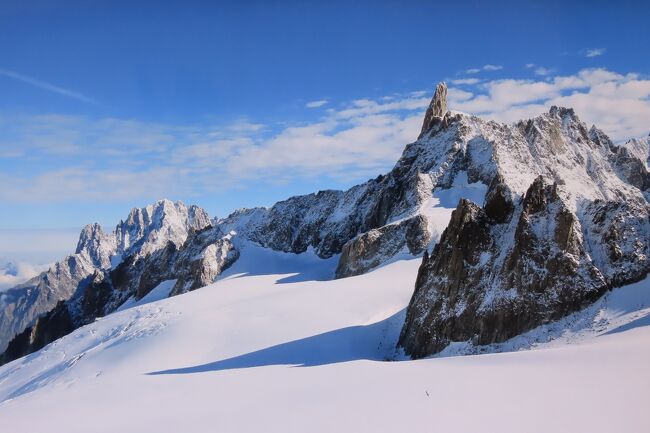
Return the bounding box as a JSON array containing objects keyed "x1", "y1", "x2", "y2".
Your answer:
[
  {"x1": 115, "y1": 199, "x2": 211, "y2": 258},
  {"x1": 419, "y1": 81, "x2": 448, "y2": 138},
  {"x1": 75, "y1": 223, "x2": 116, "y2": 269},
  {"x1": 398, "y1": 105, "x2": 649, "y2": 358},
  {"x1": 548, "y1": 105, "x2": 577, "y2": 120}
]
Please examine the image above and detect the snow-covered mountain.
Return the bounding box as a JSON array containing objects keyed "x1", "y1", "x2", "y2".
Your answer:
[
  {"x1": 398, "y1": 102, "x2": 649, "y2": 358},
  {"x1": 0, "y1": 200, "x2": 210, "y2": 353},
  {"x1": 1, "y1": 82, "x2": 648, "y2": 369}
]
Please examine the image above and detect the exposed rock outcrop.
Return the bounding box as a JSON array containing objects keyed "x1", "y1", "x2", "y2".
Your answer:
[
  {"x1": 419, "y1": 82, "x2": 448, "y2": 138},
  {"x1": 0, "y1": 300, "x2": 74, "y2": 365},
  {"x1": 335, "y1": 215, "x2": 430, "y2": 278},
  {"x1": 398, "y1": 107, "x2": 649, "y2": 358}
]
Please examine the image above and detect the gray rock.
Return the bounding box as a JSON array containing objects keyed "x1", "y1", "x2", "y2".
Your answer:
[
  {"x1": 399, "y1": 174, "x2": 648, "y2": 359},
  {"x1": 335, "y1": 215, "x2": 430, "y2": 278},
  {"x1": 419, "y1": 82, "x2": 448, "y2": 139}
]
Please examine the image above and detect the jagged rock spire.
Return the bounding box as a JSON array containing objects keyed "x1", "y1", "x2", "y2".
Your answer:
[{"x1": 419, "y1": 81, "x2": 448, "y2": 139}]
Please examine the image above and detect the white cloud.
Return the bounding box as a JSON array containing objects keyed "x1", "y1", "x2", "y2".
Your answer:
[
  {"x1": 0, "y1": 261, "x2": 51, "y2": 291},
  {"x1": 2, "y1": 67, "x2": 648, "y2": 205},
  {"x1": 306, "y1": 100, "x2": 328, "y2": 108},
  {"x1": 224, "y1": 113, "x2": 423, "y2": 181},
  {"x1": 0, "y1": 91, "x2": 432, "y2": 203},
  {"x1": 451, "y1": 78, "x2": 480, "y2": 85},
  {"x1": 585, "y1": 48, "x2": 606, "y2": 58},
  {"x1": 525, "y1": 63, "x2": 535, "y2": 69},
  {"x1": 0, "y1": 68, "x2": 97, "y2": 104},
  {"x1": 452, "y1": 68, "x2": 650, "y2": 141},
  {"x1": 534, "y1": 67, "x2": 553, "y2": 76},
  {"x1": 483, "y1": 64, "x2": 503, "y2": 71},
  {"x1": 465, "y1": 64, "x2": 504, "y2": 74}
]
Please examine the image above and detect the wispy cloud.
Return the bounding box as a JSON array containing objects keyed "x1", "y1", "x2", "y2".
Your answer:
[
  {"x1": 0, "y1": 261, "x2": 51, "y2": 291},
  {"x1": 305, "y1": 99, "x2": 328, "y2": 108},
  {"x1": 482, "y1": 64, "x2": 503, "y2": 71},
  {"x1": 452, "y1": 68, "x2": 650, "y2": 141},
  {"x1": 534, "y1": 67, "x2": 553, "y2": 76},
  {"x1": 2, "y1": 67, "x2": 649, "y2": 205},
  {"x1": 451, "y1": 78, "x2": 480, "y2": 85},
  {"x1": 465, "y1": 64, "x2": 503, "y2": 74},
  {"x1": 585, "y1": 48, "x2": 606, "y2": 58},
  {"x1": 0, "y1": 68, "x2": 97, "y2": 104}
]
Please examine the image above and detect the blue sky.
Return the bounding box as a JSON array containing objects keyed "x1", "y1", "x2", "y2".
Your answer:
[{"x1": 1, "y1": 0, "x2": 649, "y2": 262}]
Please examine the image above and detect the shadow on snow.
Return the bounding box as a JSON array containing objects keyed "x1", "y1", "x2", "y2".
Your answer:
[{"x1": 147, "y1": 310, "x2": 406, "y2": 375}]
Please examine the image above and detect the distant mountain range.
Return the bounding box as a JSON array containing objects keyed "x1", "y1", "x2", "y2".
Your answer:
[{"x1": 1, "y1": 82, "x2": 648, "y2": 364}]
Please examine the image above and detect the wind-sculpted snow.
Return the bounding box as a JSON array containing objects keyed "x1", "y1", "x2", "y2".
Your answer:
[{"x1": 0, "y1": 302, "x2": 172, "y2": 402}]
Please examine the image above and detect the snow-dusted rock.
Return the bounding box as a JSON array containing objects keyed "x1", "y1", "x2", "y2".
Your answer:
[
  {"x1": 169, "y1": 229, "x2": 239, "y2": 295},
  {"x1": 398, "y1": 106, "x2": 649, "y2": 358},
  {"x1": 115, "y1": 199, "x2": 211, "y2": 258},
  {"x1": 335, "y1": 215, "x2": 430, "y2": 278},
  {"x1": 620, "y1": 134, "x2": 649, "y2": 169},
  {"x1": 419, "y1": 81, "x2": 448, "y2": 138},
  {"x1": 75, "y1": 223, "x2": 117, "y2": 269},
  {"x1": 0, "y1": 200, "x2": 211, "y2": 354}
]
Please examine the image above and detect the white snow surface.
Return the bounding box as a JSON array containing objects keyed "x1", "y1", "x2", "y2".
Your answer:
[
  {"x1": 116, "y1": 279, "x2": 177, "y2": 312},
  {"x1": 420, "y1": 171, "x2": 488, "y2": 244},
  {"x1": 0, "y1": 244, "x2": 649, "y2": 433}
]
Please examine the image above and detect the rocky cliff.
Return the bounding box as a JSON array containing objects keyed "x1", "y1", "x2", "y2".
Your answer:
[{"x1": 398, "y1": 105, "x2": 649, "y2": 358}]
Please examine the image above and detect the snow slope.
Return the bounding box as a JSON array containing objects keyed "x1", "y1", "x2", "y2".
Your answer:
[{"x1": 0, "y1": 244, "x2": 648, "y2": 433}]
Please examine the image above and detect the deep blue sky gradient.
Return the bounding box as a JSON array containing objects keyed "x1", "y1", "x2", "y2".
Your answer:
[{"x1": 1, "y1": 0, "x2": 648, "y2": 239}]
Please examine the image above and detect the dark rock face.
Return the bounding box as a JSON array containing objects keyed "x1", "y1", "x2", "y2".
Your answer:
[
  {"x1": 399, "y1": 176, "x2": 648, "y2": 358},
  {"x1": 419, "y1": 82, "x2": 448, "y2": 138},
  {"x1": 335, "y1": 215, "x2": 430, "y2": 278},
  {"x1": 0, "y1": 301, "x2": 74, "y2": 365},
  {"x1": 610, "y1": 145, "x2": 650, "y2": 191},
  {"x1": 483, "y1": 174, "x2": 514, "y2": 223},
  {"x1": 80, "y1": 271, "x2": 115, "y2": 320},
  {"x1": 225, "y1": 171, "x2": 430, "y2": 262},
  {"x1": 397, "y1": 105, "x2": 648, "y2": 359},
  {"x1": 169, "y1": 229, "x2": 239, "y2": 295}
]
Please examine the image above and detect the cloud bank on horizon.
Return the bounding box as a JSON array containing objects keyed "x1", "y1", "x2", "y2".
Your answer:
[{"x1": 1, "y1": 67, "x2": 648, "y2": 208}]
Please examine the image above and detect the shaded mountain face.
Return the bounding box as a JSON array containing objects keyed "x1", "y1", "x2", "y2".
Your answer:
[
  {"x1": 2, "y1": 82, "x2": 648, "y2": 365},
  {"x1": 398, "y1": 106, "x2": 649, "y2": 358}
]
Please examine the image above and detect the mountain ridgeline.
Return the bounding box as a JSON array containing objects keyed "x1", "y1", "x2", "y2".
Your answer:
[{"x1": 1, "y1": 82, "x2": 648, "y2": 364}]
